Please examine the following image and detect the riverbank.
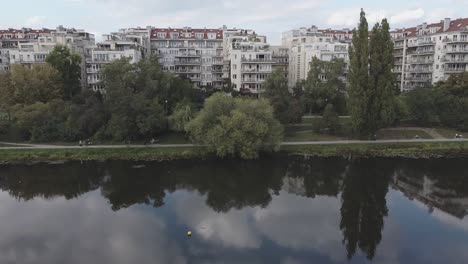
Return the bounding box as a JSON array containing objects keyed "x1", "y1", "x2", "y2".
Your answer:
[
  {"x1": 282, "y1": 141, "x2": 468, "y2": 159},
  {"x1": 0, "y1": 141, "x2": 467, "y2": 164}
]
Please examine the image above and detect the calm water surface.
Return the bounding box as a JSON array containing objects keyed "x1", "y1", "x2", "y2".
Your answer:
[{"x1": 0, "y1": 158, "x2": 467, "y2": 264}]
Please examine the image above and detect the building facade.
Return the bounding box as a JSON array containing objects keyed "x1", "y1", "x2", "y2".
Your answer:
[
  {"x1": 85, "y1": 32, "x2": 144, "y2": 92},
  {"x1": 391, "y1": 18, "x2": 468, "y2": 92},
  {"x1": 284, "y1": 26, "x2": 351, "y2": 87},
  {"x1": 149, "y1": 27, "x2": 224, "y2": 89},
  {"x1": 271, "y1": 45, "x2": 289, "y2": 79}
]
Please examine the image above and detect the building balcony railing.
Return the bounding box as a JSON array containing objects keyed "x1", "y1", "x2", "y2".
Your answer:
[
  {"x1": 412, "y1": 50, "x2": 435, "y2": 55},
  {"x1": 443, "y1": 67, "x2": 467, "y2": 73},
  {"x1": 242, "y1": 78, "x2": 264, "y2": 83},
  {"x1": 442, "y1": 58, "x2": 468, "y2": 63},
  {"x1": 408, "y1": 59, "x2": 434, "y2": 64},
  {"x1": 444, "y1": 48, "x2": 468, "y2": 54},
  {"x1": 241, "y1": 58, "x2": 274, "y2": 63},
  {"x1": 405, "y1": 76, "x2": 432, "y2": 82},
  {"x1": 86, "y1": 69, "x2": 100, "y2": 73},
  {"x1": 173, "y1": 69, "x2": 201, "y2": 73},
  {"x1": 241, "y1": 68, "x2": 271, "y2": 73},
  {"x1": 393, "y1": 68, "x2": 402, "y2": 73},
  {"x1": 409, "y1": 40, "x2": 435, "y2": 47},
  {"x1": 212, "y1": 60, "x2": 224, "y2": 65},
  {"x1": 393, "y1": 51, "x2": 404, "y2": 57},
  {"x1": 174, "y1": 61, "x2": 200, "y2": 65},
  {"x1": 175, "y1": 54, "x2": 201, "y2": 58},
  {"x1": 408, "y1": 68, "x2": 433, "y2": 73},
  {"x1": 442, "y1": 38, "x2": 468, "y2": 43}
]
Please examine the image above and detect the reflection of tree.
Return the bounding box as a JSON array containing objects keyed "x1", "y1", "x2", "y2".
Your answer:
[
  {"x1": 286, "y1": 158, "x2": 346, "y2": 197},
  {"x1": 100, "y1": 159, "x2": 286, "y2": 213},
  {"x1": 0, "y1": 162, "x2": 103, "y2": 201},
  {"x1": 340, "y1": 159, "x2": 393, "y2": 260}
]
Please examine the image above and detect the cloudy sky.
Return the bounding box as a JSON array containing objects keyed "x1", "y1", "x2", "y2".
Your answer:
[{"x1": 2, "y1": 0, "x2": 468, "y2": 44}]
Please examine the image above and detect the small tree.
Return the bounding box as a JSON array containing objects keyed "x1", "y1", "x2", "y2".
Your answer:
[
  {"x1": 46, "y1": 45, "x2": 82, "y2": 99},
  {"x1": 186, "y1": 93, "x2": 283, "y2": 159},
  {"x1": 321, "y1": 104, "x2": 341, "y2": 135},
  {"x1": 168, "y1": 103, "x2": 195, "y2": 132}
]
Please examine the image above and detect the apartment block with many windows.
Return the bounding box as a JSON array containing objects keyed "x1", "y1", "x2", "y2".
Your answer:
[
  {"x1": 284, "y1": 26, "x2": 351, "y2": 87},
  {"x1": 85, "y1": 32, "x2": 144, "y2": 92},
  {"x1": 391, "y1": 18, "x2": 468, "y2": 92},
  {"x1": 150, "y1": 27, "x2": 224, "y2": 89}
]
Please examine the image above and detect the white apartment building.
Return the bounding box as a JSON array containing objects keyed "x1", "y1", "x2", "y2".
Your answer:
[
  {"x1": 0, "y1": 26, "x2": 95, "y2": 88},
  {"x1": 150, "y1": 27, "x2": 224, "y2": 89},
  {"x1": 222, "y1": 28, "x2": 272, "y2": 94},
  {"x1": 271, "y1": 45, "x2": 289, "y2": 79},
  {"x1": 85, "y1": 34, "x2": 143, "y2": 92},
  {"x1": 284, "y1": 27, "x2": 351, "y2": 87},
  {"x1": 391, "y1": 18, "x2": 468, "y2": 92}
]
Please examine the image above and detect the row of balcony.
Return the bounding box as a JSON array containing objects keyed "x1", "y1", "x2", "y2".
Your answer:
[
  {"x1": 444, "y1": 67, "x2": 467, "y2": 73},
  {"x1": 241, "y1": 58, "x2": 274, "y2": 63},
  {"x1": 405, "y1": 76, "x2": 432, "y2": 82},
  {"x1": 241, "y1": 78, "x2": 266, "y2": 83},
  {"x1": 241, "y1": 68, "x2": 271, "y2": 73},
  {"x1": 407, "y1": 68, "x2": 433, "y2": 73},
  {"x1": 442, "y1": 57, "x2": 468, "y2": 63},
  {"x1": 442, "y1": 38, "x2": 468, "y2": 44},
  {"x1": 444, "y1": 48, "x2": 468, "y2": 54}
]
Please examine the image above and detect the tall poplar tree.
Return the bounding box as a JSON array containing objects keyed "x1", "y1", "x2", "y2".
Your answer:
[
  {"x1": 349, "y1": 10, "x2": 397, "y2": 137},
  {"x1": 348, "y1": 9, "x2": 370, "y2": 137}
]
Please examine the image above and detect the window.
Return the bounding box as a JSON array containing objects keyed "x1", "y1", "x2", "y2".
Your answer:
[{"x1": 233, "y1": 74, "x2": 237, "y2": 79}]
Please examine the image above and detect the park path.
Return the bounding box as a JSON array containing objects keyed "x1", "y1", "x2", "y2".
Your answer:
[{"x1": 1, "y1": 139, "x2": 467, "y2": 150}]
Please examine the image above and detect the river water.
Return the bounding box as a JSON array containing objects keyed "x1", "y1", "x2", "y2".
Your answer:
[{"x1": 0, "y1": 158, "x2": 467, "y2": 264}]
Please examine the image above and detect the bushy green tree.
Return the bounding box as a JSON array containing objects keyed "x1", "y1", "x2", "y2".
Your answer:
[
  {"x1": 0, "y1": 64, "x2": 63, "y2": 105},
  {"x1": 302, "y1": 57, "x2": 347, "y2": 115},
  {"x1": 168, "y1": 102, "x2": 195, "y2": 132},
  {"x1": 321, "y1": 104, "x2": 341, "y2": 135},
  {"x1": 46, "y1": 45, "x2": 82, "y2": 99},
  {"x1": 186, "y1": 93, "x2": 283, "y2": 159},
  {"x1": 262, "y1": 70, "x2": 304, "y2": 124}
]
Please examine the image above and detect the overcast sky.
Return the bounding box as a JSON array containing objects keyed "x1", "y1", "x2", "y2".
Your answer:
[{"x1": 2, "y1": 0, "x2": 468, "y2": 44}]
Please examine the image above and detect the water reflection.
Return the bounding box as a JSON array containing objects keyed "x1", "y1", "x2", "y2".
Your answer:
[{"x1": 0, "y1": 158, "x2": 467, "y2": 263}]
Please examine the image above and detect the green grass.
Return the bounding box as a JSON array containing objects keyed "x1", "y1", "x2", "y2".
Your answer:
[
  {"x1": 434, "y1": 127, "x2": 466, "y2": 139},
  {"x1": 281, "y1": 141, "x2": 468, "y2": 158},
  {"x1": 157, "y1": 133, "x2": 191, "y2": 144},
  {"x1": 284, "y1": 131, "x2": 343, "y2": 142},
  {"x1": 377, "y1": 130, "x2": 433, "y2": 140},
  {"x1": 0, "y1": 147, "x2": 210, "y2": 163}
]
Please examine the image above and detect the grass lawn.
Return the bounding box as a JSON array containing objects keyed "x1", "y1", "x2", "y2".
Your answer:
[
  {"x1": 434, "y1": 127, "x2": 466, "y2": 139},
  {"x1": 284, "y1": 131, "x2": 344, "y2": 142},
  {"x1": 377, "y1": 130, "x2": 433, "y2": 140},
  {"x1": 157, "y1": 133, "x2": 191, "y2": 144}
]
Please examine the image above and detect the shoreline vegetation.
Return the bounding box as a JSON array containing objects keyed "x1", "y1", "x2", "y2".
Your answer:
[{"x1": 1, "y1": 141, "x2": 467, "y2": 164}]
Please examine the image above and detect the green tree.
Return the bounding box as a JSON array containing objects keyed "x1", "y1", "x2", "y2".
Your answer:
[
  {"x1": 168, "y1": 102, "x2": 195, "y2": 132},
  {"x1": 186, "y1": 93, "x2": 283, "y2": 159},
  {"x1": 321, "y1": 104, "x2": 341, "y2": 134},
  {"x1": 46, "y1": 45, "x2": 83, "y2": 99},
  {"x1": 303, "y1": 57, "x2": 347, "y2": 115},
  {"x1": 263, "y1": 70, "x2": 304, "y2": 123},
  {"x1": 349, "y1": 10, "x2": 396, "y2": 137},
  {"x1": 0, "y1": 64, "x2": 63, "y2": 105}
]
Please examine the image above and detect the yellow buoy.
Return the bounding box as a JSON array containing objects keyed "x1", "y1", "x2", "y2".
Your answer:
[{"x1": 187, "y1": 231, "x2": 192, "y2": 237}]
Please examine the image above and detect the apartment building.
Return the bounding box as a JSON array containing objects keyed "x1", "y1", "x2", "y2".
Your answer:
[
  {"x1": 271, "y1": 45, "x2": 289, "y2": 79},
  {"x1": 85, "y1": 33, "x2": 144, "y2": 92},
  {"x1": 149, "y1": 27, "x2": 224, "y2": 89},
  {"x1": 0, "y1": 26, "x2": 95, "y2": 89},
  {"x1": 284, "y1": 26, "x2": 351, "y2": 87},
  {"x1": 391, "y1": 18, "x2": 468, "y2": 92}
]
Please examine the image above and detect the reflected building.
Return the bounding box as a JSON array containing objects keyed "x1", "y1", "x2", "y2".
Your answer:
[{"x1": 392, "y1": 172, "x2": 468, "y2": 219}]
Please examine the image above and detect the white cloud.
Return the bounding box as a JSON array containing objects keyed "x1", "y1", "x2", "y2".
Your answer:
[
  {"x1": 25, "y1": 16, "x2": 47, "y2": 28},
  {"x1": 390, "y1": 8, "x2": 425, "y2": 24}
]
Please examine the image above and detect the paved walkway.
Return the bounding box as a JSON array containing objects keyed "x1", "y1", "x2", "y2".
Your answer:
[{"x1": 1, "y1": 139, "x2": 467, "y2": 150}]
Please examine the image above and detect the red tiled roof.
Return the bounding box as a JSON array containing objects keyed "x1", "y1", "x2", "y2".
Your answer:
[
  {"x1": 446, "y1": 18, "x2": 468, "y2": 32},
  {"x1": 151, "y1": 28, "x2": 223, "y2": 40}
]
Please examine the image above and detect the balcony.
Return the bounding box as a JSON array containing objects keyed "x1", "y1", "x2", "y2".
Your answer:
[
  {"x1": 444, "y1": 67, "x2": 467, "y2": 73},
  {"x1": 442, "y1": 57, "x2": 468, "y2": 63},
  {"x1": 174, "y1": 69, "x2": 201, "y2": 73},
  {"x1": 393, "y1": 51, "x2": 404, "y2": 57},
  {"x1": 443, "y1": 38, "x2": 468, "y2": 44},
  {"x1": 86, "y1": 68, "x2": 100, "y2": 74},
  {"x1": 242, "y1": 78, "x2": 263, "y2": 83},
  {"x1": 241, "y1": 68, "x2": 271, "y2": 73},
  {"x1": 175, "y1": 54, "x2": 201, "y2": 58},
  {"x1": 405, "y1": 76, "x2": 432, "y2": 82},
  {"x1": 174, "y1": 60, "x2": 200, "y2": 65},
  {"x1": 444, "y1": 48, "x2": 468, "y2": 54},
  {"x1": 241, "y1": 58, "x2": 274, "y2": 63},
  {"x1": 408, "y1": 59, "x2": 434, "y2": 65},
  {"x1": 413, "y1": 50, "x2": 435, "y2": 55},
  {"x1": 408, "y1": 68, "x2": 433, "y2": 73}
]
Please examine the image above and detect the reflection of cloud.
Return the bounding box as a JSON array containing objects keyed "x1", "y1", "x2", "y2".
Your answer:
[
  {"x1": 174, "y1": 192, "x2": 262, "y2": 249},
  {"x1": 174, "y1": 190, "x2": 346, "y2": 262},
  {"x1": 0, "y1": 191, "x2": 186, "y2": 264},
  {"x1": 255, "y1": 192, "x2": 346, "y2": 263}
]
